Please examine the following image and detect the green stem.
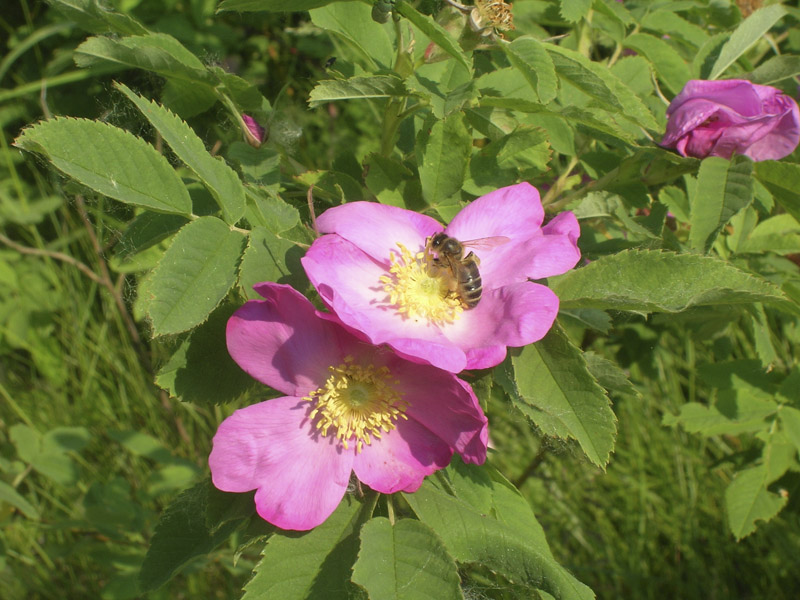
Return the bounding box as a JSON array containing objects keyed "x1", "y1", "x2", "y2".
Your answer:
[{"x1": 386, "y1": 494, "x2": 396, "y2": 525}]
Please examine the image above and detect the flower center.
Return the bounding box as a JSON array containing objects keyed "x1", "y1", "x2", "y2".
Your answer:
[
  {"x1": 379, "y1": 243, "x2": 464, "y2": 326},
  {"x1": 305, "y1": 357, "x2": 408, "y2": 453}
]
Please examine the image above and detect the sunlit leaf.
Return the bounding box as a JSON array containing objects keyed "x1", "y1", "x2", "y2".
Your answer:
[
  {"x1": 15, "y1": 117, "x2": 192, "y2": 215},
  {"x1": 308, "y1": 76, "x2": 406, "y2": 107},
  {"x1": 242, "y1": 495, "x2": 377, "y2": 600},
  {"x1": 550, "y1": 250, "x2": 791, "y2": 314},
  {"x1": 146, "y1": 217, "x2": 246, "y2": 336},
  {"x1": 507, "y1": 327, "x2": 616, "y2": 468},
  {"x1": 710, "y1": 5, "x2": 788, "y2": 80},
  {"x1": 689, "y1": 155, "x2": 753, "y2": 253},
  {"x1": 404, "y1": 481, "x2": 595, "y2": 600},
  {"x1": 352, "y1": 518, "x2": 462, "y2": 600},
  {"x1": 117, "y1": 83, "x2": 246, "y2": 224},
  {"x1": 725, "y1": 465, "x2": 787, "y2": 540}
]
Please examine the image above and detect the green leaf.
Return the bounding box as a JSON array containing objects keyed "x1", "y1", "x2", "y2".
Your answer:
[
  {"x1": 725, "y1": 465, "x2": 787, "y2": 540},
  {"x1": 507, "y1": 327, "x2": 616, "y2": 467},
  {"x1": 754, "y1": 160, "x2": 800, "y2": 224},
  {"x1": 139, "y1": 480, "x2": 246, "y2": 592},
  {"x1": 550, "y1": 250, "x2": 790, "y2": 315},
  {"x1": 622, "y1": 32, "x2": 690, "y2": 95},
  {"x1": 689, "y1": 155, "x2": 753, "y2": 253},
  {"x1": 465, "y1": 126, "x2": 550, "y2": 195},
  {"x1": 228, "y1": 143, "x2": 282, "y2": 190},
  {"x1": 0, "y1": 195, "x2": 62, "y2": 226},
  {"x1": 310, "y1": 2, "x2": 394, "y2": 70},
  {"x1": 238, "y1": 227, "x2": 308, "y2": 300},
  {"x1": 116, "y1": 83, "x2": 246, "y2": 224},
  {"x1": 779, "y1": 405, "x2": 800, "y2": 454},
  {"x1": 710, "y1": 5, "x2": 788, "y2": 80},
  {"x1": 243, "y1": 495, "x2": 377, "y2": 600},
  {"x1": 0, "y1": 480, "x2": 40, "y2": 520},
  {"x1": 146, "y1": 217, "x2": 246, "y2": 336},
  {"x1": 364, "y1": 153, "x2": 416, "y2": 208},
  {"x1": 74, "y1": 33, "x2": 214, "y2": 86},
  {"x1": 15, "y1": 117, "x2": 192, "y2": 215},
  {"x1": 352, "y1": 518, "x2": 462, "y2": 600},
  {"x1": 502, "y1": 36, "x2": 558, "y2": 104},
  {"x1": 161, "y1": 79, "x2": 218, "y2": 118},
  {"x1": 745, "y1": 55, "x2": 800, "y2": 85},
  {"x1": 155, "y1": 305, "x2": 262, "y2": 405},
  {"x1": 48, "y1": 0, "x2": 148, "y2": 35},
  {"x1": 640, "y1": 11, "x2": 709, "y2": 48},
  {"x1": 658, "y1": 185, "x2": 689, "y2": 222},
  {"x1": 583, "y1": 351, "x2": 639, "y2": 397},
  {"x1": 560, "y1": 0, "x2": 591, "y2": 23},
  {"x1": 417, "y1": 113, "x2": 471, "y2": 205},
  {"x1": 9, "y1": 424, "x2": 81, "y2": 485},
  {"x1": 403, "y1": 481, "x2": 595, "y2": 600},
  {"x1": 219, "y1": 0, "x2": 340, "y2": 12},
  {"x1": 395, "y1": 1, "x2": 472, "y2": 74},
  {"x1": 546, "y1": 44, "x2": 658, "y2": 131},
  {"x1": 308, "y1": 76, "x2": 406, "y2": 107},
  {"x1": 114, "y1": 212, "x2": 189, "y2": 260},
  {"x1": 244, "y1": 193, "x2": 300, "y2": 236},
  {"x1": 662, "y1": 396, "x2": 778, "y2": 436}
]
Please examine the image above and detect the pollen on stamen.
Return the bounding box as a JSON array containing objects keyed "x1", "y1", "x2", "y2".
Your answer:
[
  {"x1": 379, "y1": 242, "x2": 463, "y2": 326},
  {"x1": 303, "y1": 360, "x2": 408, "y2": 454}
]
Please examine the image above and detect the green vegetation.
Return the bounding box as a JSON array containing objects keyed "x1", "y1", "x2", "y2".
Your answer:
[{"x1": 3, "y1": 0, "x2": 800, "y2": 598}]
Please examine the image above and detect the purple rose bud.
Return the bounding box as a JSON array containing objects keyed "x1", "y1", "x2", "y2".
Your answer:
[
  {"x1": 242, "y1": 114, "x2": 267, "y2": 147},
  {"x1": 660, "y1": 79, "x2": 800, "y2": 162}
]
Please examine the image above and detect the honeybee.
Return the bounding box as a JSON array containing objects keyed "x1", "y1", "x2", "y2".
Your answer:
[{"x1": 426, "y1": 233, "x2": 510, "y2": 309}]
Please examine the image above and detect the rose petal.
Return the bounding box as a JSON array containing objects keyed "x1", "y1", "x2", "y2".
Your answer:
[
  {"x1": 446, "y1": 182, "x2": 545, "y2": 243},
  {"x1": 484, "y1": 211, "x2": 582, "y2": 285},
  {"x1": 209, "y1": 397, "x2": 353, "y2": 531},
  {"x1": 745, "y1": 106, "x2": 800, "y2": 161},
  {"x1": 353, "y1": 417, "x2": 453, "y2": 494},
  {"x1": 227, "y1": 283, "x2": 347, "y2": 396},
  {"x1": 669, "y1": 80, "x2": 763, "y2": 117},
  {"x1": 389, "y1": 358, "x2": 488, "y2": 464},
  {"x1": 316, "y1": 201, "x2": 442, "y2": 264},
  {"x1": 443, "y1": 281, "x2": 560, "y2": 370}
]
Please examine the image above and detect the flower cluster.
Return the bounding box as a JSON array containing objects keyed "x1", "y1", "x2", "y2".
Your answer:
[
  {"x1": 211, "y1": 182, "x2": 581, "y2": 530},
  {"x1": 211, "y1": 73, "x2": 800, "y2": 530}
]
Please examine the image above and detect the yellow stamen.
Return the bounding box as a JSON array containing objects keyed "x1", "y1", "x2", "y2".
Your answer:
[
  {"x1": 379, "y1": 242, "x2": 464, "y2": 326},
  {"x1": 304, "y1": 356, "x2": 408, "y2": 453}
]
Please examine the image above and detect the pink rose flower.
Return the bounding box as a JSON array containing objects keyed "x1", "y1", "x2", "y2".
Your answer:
[
  {"x1": 301, "y1": 183, "x2": 581, "y2": 373},
  {"x1": 661, "y1": 79, "x2": 800, "y2": 161},
  {"x1": 210, "y1": 283, "x2": 488, "y2": 531}
]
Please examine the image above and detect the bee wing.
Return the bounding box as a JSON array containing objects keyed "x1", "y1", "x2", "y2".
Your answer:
[{"x1": 460, "y1": 236, "x2": 511, "y2": 252}]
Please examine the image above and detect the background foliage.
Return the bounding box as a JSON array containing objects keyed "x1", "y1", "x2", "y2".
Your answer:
[{"x1": 3, "y1": 0, "x2": 800, "y2": 598}]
